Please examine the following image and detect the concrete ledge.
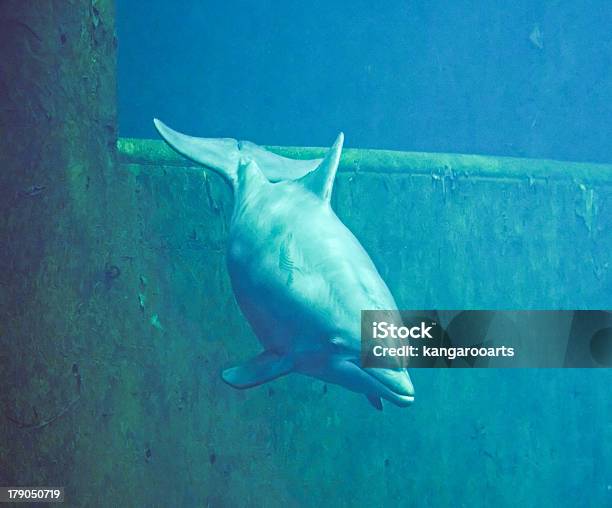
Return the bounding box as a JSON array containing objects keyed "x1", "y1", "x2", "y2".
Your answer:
[{"x1": 118, "y1": 137, "x2": 612, "y2": 184}]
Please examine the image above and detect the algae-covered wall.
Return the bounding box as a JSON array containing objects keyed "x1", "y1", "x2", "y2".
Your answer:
[
  {"x1": 0, "y1": 0, "x2": 153, "y2": 503},
  {"x1": 119, "y1": 137, "x2": 612, "y2": 311},
  {"x1": 1, "y1": 2, "x2": 611, "y2": 507}
]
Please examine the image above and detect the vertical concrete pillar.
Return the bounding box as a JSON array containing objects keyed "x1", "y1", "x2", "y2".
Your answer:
[{"x1": 0, "y1": 2, "x2": 144, "y2": 503}]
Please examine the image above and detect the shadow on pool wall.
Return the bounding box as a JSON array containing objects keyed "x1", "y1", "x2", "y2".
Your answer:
[{"x1": 0, "y1": 2, "x2": 611, "y2": 507}]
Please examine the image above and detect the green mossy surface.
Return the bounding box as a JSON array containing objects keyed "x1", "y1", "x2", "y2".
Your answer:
[
  {"x1": 1, "y1": 3, "x2": 611, "y2": 507},
  {"x1": 118, "y1": 137, "x2": 612, "y2": 182}
]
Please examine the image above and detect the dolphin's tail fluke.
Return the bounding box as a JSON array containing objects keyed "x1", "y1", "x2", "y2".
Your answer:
[
  {"x1": 154, "y1": 118, "x2": 241, "y2": 185},
  {"x1": 153, "y1": 118, "x2": 324, "y2": 187}
]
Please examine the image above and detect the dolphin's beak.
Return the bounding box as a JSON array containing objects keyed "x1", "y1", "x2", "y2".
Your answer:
[{"x1": 364, "y1": 367, "x2": 415, "y2": 401}]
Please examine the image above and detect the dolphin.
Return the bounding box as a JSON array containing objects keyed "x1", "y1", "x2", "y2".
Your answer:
[{"x1": 153, "y1": 119, "x2": 415, "y2": 409}]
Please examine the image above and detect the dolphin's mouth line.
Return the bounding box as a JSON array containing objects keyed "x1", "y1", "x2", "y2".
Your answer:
[{"x1": 355, "y1": 363, "x2": 415, "y2": 402}]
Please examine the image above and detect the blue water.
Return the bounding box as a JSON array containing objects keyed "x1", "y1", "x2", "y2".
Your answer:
[
  {"x1": 118, "y1": 0, "x2": 612, "y2": 163},
  {"x1": 116, "y1": 2, "x2": 612, "y2": 506}
]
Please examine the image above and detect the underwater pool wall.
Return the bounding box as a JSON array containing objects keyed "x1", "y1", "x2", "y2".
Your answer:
[
  {"x1": 119, "y1": 137, "x2": 612, "y2": 312},
  {"x1": 1, "y1": 1, "x2": 611, "y2": 507}
]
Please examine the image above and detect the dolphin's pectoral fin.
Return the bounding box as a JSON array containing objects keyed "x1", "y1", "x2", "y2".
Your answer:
[
  {"x1": 221, "y1": 351, "x2": 293, "y2": 389},
  {"x1": 366, "y1": 394, "x2": 383, "y2": 411}
]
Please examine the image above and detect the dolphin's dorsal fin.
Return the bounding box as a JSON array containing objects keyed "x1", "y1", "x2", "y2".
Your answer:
[
  {"x1": 297, "y1": 132, "x2": 344, "y2": 202},
  {"x1": 221, "y1": 351, "x2": 293, "y2": 389},
  {"x1": 153, "y1": 119, "x2": 323, "y2": 186}
]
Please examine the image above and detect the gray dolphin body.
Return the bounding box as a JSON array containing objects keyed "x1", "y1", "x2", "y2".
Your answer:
[{"x1": 154, "y1": 119, "x2": 414, "y2": 409}]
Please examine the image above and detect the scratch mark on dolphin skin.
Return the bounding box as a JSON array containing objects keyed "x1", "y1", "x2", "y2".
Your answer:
[{"x1": 279, "y1": 234, "x2": 301, "y2": 286}]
